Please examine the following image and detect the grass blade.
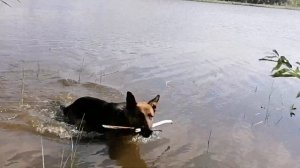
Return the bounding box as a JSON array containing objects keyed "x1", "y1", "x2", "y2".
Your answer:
[
  {"x1": 1, "y1": 0, "x2": 11, "y2": 7},
  {"x1": 273, "y1": 49, "x2": 279, "y2": 56},
  {"x1": 41, "y1": 137, "x2": 45, "y2": 168}
]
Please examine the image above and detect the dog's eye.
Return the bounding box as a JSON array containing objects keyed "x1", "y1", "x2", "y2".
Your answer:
[
  {"x1": 152, "y1": 105, "x2": 156, "y2": 109},
  {"x1": 148, "y1": 114, "x2": 153, "y2": 118}
]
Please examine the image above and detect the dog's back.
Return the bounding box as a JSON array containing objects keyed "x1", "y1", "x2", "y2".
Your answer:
[{"x1": 62, "y1": 97, "x2": 124, "y2": 131}]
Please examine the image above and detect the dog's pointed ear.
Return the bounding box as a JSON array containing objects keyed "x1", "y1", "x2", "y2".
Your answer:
[
  {"x1": 126, "y1": 91, "x2": 137, "y2": 110},
  {"x1": 148, "y1": 95, "x2": 160, "y2": 110}
]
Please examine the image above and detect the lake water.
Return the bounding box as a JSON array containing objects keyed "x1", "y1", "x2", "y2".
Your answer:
[{"x1": 1, "y1": 0, "x2": 300, "y2": 167}]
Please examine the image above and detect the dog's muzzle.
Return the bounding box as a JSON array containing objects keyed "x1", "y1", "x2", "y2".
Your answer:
[{"x1": 140, "y1": 128, "x2": 153, "y2": 138}]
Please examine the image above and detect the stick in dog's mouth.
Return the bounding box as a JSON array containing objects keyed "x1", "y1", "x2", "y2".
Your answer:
[{"x1": 102, "y1": 120, "x2": 173, "y2": 133}]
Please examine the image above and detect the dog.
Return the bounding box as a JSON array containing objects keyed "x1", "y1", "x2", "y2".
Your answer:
[{"x1": 61, "y1": 91, "x2": 160, "y2": 138}]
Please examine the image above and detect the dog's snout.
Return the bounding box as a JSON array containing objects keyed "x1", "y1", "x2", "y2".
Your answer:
[
  {"x1": 140, "y1": 128, "x2": 153, "y2": 138},
  {"x1": 148, "y1": 114, "x2": 153, "y2": 121}
]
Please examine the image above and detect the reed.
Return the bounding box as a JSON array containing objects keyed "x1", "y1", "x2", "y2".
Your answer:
[
  {"x1": 70, "y1": 114, "x2": 85, "y2": 168},
  {"x1": 60, "y1": 148, "x2": 65, "y2": 168},
  {"x1": 78, "y1": 57, "x2": 85, "y2": 84},
  {"x1": 264, "y1": 81, "x2": 274, "y2": 124},
  {"x1": 99, "y1": 70, "x2": 119, "y2": 84},
  {"x1": 38, "y1": 115, "x2": 86, "y2": 168},
  {"x1": 37, "y1": 61, "x2": 40, "y2": 79},
  {"x1": 41, "y1": 136, "x2": 45, "y2": 168},
  {"x1": 20, "y1": 68, "x2": 25, "y2": 107},
  {"x1": 1, "y1": 0, "x2": 11, "y2": 7},
  {"x1": 62, "y1": 114, "x2": 85, "y2": 168},
  {"x1": 151, "y1": 146, "x2": 170, "y2": 167},
  {"x1": 207, "y1": 129, "x2": 212, "y2": 153},
  {"x1": 274, "y1": 116, "x2": 283, "y2": 125}
]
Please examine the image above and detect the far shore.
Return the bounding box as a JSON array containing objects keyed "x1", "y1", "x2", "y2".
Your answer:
[{"x1": 189, "y1": 0, "x2": 300, "y2": 10}]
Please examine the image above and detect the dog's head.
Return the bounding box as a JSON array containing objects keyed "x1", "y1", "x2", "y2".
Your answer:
[{"x1": 126, "y1": 91, "x2": 160, "y2": 138}]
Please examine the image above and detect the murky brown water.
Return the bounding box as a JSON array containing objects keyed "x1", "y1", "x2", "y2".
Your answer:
[{"x1": 1, "y1": 0, "x2": 300, "y2": 167}]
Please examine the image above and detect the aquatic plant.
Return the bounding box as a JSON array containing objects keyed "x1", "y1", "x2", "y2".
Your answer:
[
  {"x1": 259, "y1": 50, "x2": 300, "y2": 116},
  {"x1": 40, "y1": 114, "x2": 86, "y2": 168},
  {"x1": 259, "y1": 50, "x2": 300, "y2": 80}
]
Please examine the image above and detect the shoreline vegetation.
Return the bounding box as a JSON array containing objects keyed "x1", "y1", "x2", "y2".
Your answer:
[
  {"x1": 189, "y1": 0, "x2": 300, "y2": 10},
  {"x1": 1, "y1": 0, "x2": 300, "y2": 9}
]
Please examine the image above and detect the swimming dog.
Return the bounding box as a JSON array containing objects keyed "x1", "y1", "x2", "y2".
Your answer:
[{"x1": 61, "y1": 91, "x2": 160, "y2": 137}]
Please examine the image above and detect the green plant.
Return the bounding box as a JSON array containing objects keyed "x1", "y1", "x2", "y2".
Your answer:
[
  {"x1": 290, "y1": 0, "x2": 300, "y2": 7},
  {"x1": 259, "y1": 50, "x2": 300, "y2": 116},
  {"x1": 259, "y1": 50, "x2": 300, "y2": 78}
]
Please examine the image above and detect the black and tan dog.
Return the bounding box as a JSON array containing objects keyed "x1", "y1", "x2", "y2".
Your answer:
[{"x1": 61, "y1": 92, "x2": 160, "y2": 137}]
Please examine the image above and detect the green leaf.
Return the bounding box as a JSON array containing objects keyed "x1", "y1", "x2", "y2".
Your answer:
[
  {"x1": 297, "y1": 92, "x2": 300, "y2": 98},
  {"x1": 290, "y1": 112, "x2": 295, "y2": 117},
  {"x1": 272, "y1": 73, "x2": 294, "y2": 78},
  {"x1": 291, "y1": 104, "x2": 297, "y2": 110},
  {"x1": 280, "y1": 56, "x2": 292, "y2": 68},
  {"x1": 271, "y1": 68, "x2": 290, "y2": 77},
  {"x1": 273, "y1": 49, "x2": 279, "y2": 56},
  {"x1": 272, "y1": 60, "x2": 283, "y2": 72},
  {"x1": 289, "y1": 69, "x2": 300, "y2": 79},
  {"x1": 266, "y1": 56, "x2": 278, "y2": 59},
  {"x1": 259, "y1": 58, "x2": 277, "y2": 62}
]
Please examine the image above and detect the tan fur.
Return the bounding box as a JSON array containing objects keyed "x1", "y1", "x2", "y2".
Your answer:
[
  {"x1": 137, "y1": 102, "x2": 155, "y2": 117},
  {"x1": 137, "y1": 102, "x2": 155, "y2": 127}
]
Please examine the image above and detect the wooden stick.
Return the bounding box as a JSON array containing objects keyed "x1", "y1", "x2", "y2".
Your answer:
[
  {"x1": 102, "y1": 125, "x2": 141, "y2": 132},
  {"x1": 152, "y1": 120, "x2": 173, "y2": 127},
  {"x1": 102, "y1": 125, "x2": 135, "y2": 130},
  {"x1": 102, "y1": 120, "x2": 173, "y2": 132}
]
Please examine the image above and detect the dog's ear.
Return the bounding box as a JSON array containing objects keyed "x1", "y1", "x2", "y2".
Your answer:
[
  {"x1": 148, "y1": 95, "x2": 160, "y2": 110},
  {"x1": 126, "y1": 91, "x2": 137, "y2": 110}
]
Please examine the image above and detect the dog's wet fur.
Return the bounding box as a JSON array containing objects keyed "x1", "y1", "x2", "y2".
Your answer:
[{"x1": 61, "y1": 92, "x2": 160, "y2": 138}]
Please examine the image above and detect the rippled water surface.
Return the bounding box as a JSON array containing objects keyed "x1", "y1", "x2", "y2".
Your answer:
[{"x1": 1, "y1": 0, "x2": 300, "y2": 167}]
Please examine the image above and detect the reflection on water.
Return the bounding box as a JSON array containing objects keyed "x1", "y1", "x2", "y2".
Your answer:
[
  {"x1": 183, "y1": 152, "x2": 225, "y2": 168},
  {"x1": 101, "y1": 137, "x2": 147, "y2": 168},
  {"x1": 1, "y1": 0, "x2": 300, "y2": 167}
]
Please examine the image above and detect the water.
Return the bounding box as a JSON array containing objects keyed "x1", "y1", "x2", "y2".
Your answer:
[{"x1": 1, "y1": 0, "x2": 300, "y2": 167}]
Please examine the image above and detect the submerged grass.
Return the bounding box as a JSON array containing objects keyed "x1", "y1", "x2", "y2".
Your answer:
[
  {"x1": 264, "y1": 81, "x2": 274, "y2": 124},
  {"x1": 39, "y1": 113, "x2": 86, "y2": 168}
]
